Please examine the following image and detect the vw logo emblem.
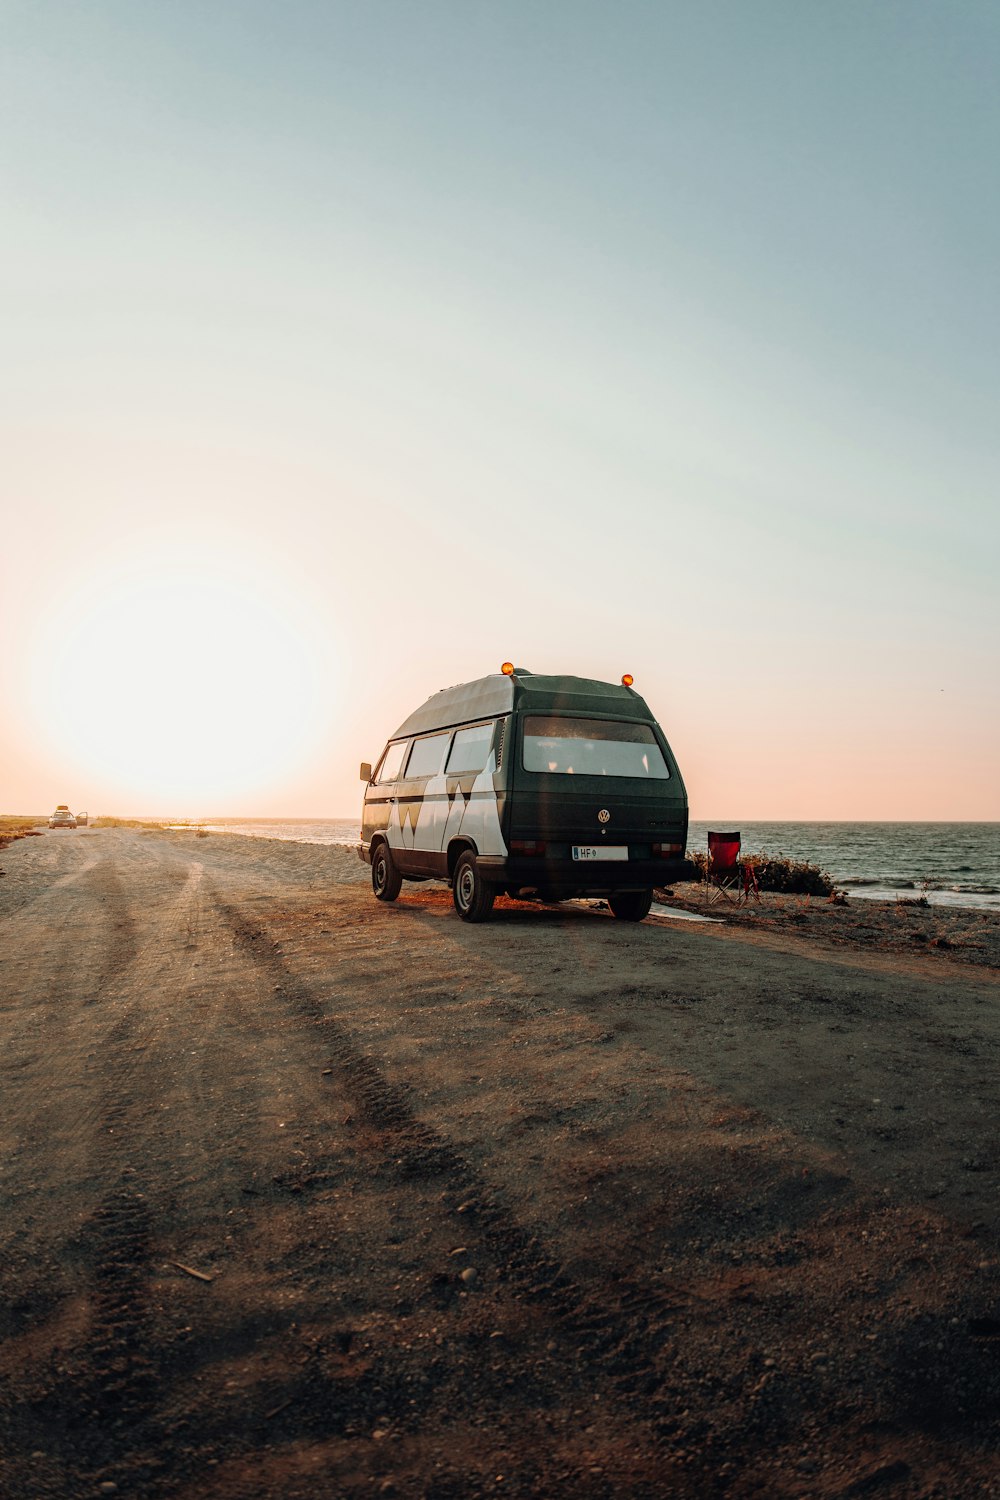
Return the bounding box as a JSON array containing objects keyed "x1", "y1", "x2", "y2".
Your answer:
[{"x1": 597, "y1": 809, "x2": 611, "y2": 824}]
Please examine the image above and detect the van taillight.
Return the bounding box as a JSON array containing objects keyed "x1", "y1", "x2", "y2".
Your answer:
[
  {"x1": 653, "y1": 842, "x2": 683, "y2": 857},
  {"x1": 511, "y1": 839, "x2": 546, "y2": 856}
]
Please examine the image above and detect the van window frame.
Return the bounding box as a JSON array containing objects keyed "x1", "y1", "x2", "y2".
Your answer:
[
  {"x1": 520, "y1": 712, "x2": 671, "y2": 780},
  {"x1": 445, "y1": 719, "x2": 496, "y2": 776},
  {"x1": 402, "y1": 730, "x2": 453, "y2": 781},
  {"x1": 374, "y1": 739, "x2": 409, "y2": 785}
]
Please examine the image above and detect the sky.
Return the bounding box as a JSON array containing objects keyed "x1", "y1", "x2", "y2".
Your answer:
[{"x1": 2, "y1": 0, "x2": 998, "y2": 821}]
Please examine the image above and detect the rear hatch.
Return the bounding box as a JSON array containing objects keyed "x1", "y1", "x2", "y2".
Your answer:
[{"x1": 506, "y1": 712, "x2": 687, "y2": 858}]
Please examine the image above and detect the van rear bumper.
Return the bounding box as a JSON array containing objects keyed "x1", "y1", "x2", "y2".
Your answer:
[{"x1": 476, "y1": 854, "x2": 687, "y2": 894}]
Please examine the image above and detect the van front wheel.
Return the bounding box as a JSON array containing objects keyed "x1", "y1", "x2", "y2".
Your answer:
[
  {"x1": 608, "y1": 889, "x2": 653, "y2": 922},
  {"x1": 453, "y1": 851, "x2": 496, "y2": 923},
  {"x1": 372, "y1": 842, "x2": 402, "y2": 902}
]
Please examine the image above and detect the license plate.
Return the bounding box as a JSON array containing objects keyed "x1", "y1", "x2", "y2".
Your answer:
[{"x1": 572, "y1": 845, "x2": 628, "y2": 862}]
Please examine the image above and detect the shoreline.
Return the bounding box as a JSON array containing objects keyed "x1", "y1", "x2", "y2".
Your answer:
[
  {"x1": 5, "y1": 816, "x2": 995, "y2": 906},
  {"x1": 194, "y1": 828, "x2": 1000, "y2": 930},
  {"x1": 202, "y1": 819, "x2": 1000, "y2": 913},
  {"x1": 6, "y1": 816, "x2": 998, "y2": 931}
]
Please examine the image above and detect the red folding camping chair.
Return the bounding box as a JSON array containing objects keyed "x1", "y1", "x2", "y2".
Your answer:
[{"x1": 705, "y1": 831, "x2": 760, "y2": 905}]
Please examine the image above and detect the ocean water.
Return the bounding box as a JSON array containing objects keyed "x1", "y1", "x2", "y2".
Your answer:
[
  {"x1": 688, "y1": 822, "x2": 1000, "y2": 912},
  {"x1": 200, "y1": 818, "x2": 362, "y2": 848},
  {"x1": 199, "y1": 818, "x2": 1000, "y2": 913}
]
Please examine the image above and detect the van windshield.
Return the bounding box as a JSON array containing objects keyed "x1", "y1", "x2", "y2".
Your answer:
[{"x1": 522, "y1": 716, "x2": 670, "y2": 778}]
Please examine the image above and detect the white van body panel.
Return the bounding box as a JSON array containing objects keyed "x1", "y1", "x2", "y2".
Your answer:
[
  {"x1": 386, "y1": 783, "x2": 427, "y2": 852},
  {"x1": 384, "y1": 754, "x2": 507, "y2": 858},
  {"x1": 443, "y1": 751, "x2": 507, "y2": 857},
  {"x1": 391, "y1": 768, "x2": 450, "y2": 854}
]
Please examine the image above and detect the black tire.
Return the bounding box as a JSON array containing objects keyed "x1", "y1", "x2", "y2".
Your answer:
[
  {"x1": 371, "y1": 841, "x2": 402, "y2": 902},
  {"x1": 607, "y1": 888, "x2": 653, "y2": 922},
  {"x1": 452, "y1": 850, "x2": 496, "y2": 923}
]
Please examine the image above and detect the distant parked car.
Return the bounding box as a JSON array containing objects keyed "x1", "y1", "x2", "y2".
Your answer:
[
  {"x1": 76, "y1": 811, "x2": 88, "y2": 826},
  {"x1": 49, "y1": 805, "x2": 77, "y2": 830}
]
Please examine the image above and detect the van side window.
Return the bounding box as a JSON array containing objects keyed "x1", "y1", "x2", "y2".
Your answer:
[
  {"x1": 375, "y1": 740, "x2": 407, "y2": 784},
  {"x1": 446, "y1": 722, "x2": 494, "y2": 775},
  {"x1": 403, "y1": 732, "x2": 451, "y2": 779}
]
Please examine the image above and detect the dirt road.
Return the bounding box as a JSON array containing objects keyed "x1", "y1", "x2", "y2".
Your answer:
[{"x1": 1, "y1": 827, "x2": 998, "y2": 1499}]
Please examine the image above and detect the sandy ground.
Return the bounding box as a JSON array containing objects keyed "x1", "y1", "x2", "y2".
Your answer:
[{"x1": 0, "y1": 826, "x2": 998, "y2": 1500}]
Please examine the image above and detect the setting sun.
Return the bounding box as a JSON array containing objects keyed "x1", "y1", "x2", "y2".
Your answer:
[{"x1": 23, "y1": 553, "x2": 337, "y2": 808}]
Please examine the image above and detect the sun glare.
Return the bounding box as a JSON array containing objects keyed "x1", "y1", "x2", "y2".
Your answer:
[{"x1": 25, "y1": 557, "x2": 337, "y2": 808}]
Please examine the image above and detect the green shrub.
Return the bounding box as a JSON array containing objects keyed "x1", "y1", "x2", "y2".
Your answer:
[
  {"x1": 687, "y1": 849, "x2": 834, "y2": 896},
  {"x1": 747, "y1": 854, "x2": 834, "y2": 896}
]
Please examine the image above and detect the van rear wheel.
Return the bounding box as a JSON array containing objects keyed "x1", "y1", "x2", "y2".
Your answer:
[
  {"x1": 372, "y1": 842, "x2": 402, "y2": 902},
  {"x1": 608, "y1": 889, "x2": 653, "y2": 922},
  {"x1": 453, "y1": 851, "x2": 496, "y2": 923}
]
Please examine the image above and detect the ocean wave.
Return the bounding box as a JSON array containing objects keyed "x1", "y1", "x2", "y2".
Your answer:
[
  {"x1": 915, "y1": 881, "x2": 1000, "y2": 895},
  {"x1": 838, "y1": 876, "x2": 999, "y2": 896}
]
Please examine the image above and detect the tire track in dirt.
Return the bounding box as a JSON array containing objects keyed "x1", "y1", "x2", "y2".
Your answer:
[
  {"x1": 0, "y1": 854, "x2": 137, "y2": 1031},
  {"x1": 2, "y1": 851, "x2": 205, "y2": 1248},
  {"x1": 23, "y1": 1185, "x2": 161, "y2": 1480},
  {"x1": 216, "y1": 898, "x2": 704, "y2": 1461},
  {"x1": 0, "y1": 842, "x2": 98, "y2": 922},
  {"x1": 47, "y1": 850, "x2": 345, "y2": 1496},
  {"x1": 0, "y1": 852, "x2": 213, "y2": 1496},
  {"x1": 0, "y1": 1064, "x2": 164, "y2": 1492},
  {"x1": 50, "y1": 858, "x2": 380, "y2": 1496},
  {"x1": 0, "y1": 852, "x2": 147, "y2": 1367},
  {"x1": 66, "y1": 859, "x2": 205, "y2": 1122}
]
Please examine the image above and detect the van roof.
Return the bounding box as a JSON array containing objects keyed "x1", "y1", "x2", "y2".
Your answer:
[{"x1": 390, "y1": 671, "x2": 655, "y2": 739}]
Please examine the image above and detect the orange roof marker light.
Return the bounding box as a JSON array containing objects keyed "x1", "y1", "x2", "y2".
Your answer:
[
  {"x1": 501, "y1": 661, "x2": 515, "y2": 676},
  {"x1": 622, "y1": 673, "x2": 634, "y2": 687}
]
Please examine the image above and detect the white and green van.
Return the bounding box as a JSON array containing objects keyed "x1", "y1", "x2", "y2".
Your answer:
[{"x1": 359, "y1": 666, "x2": 688, "y2": 923}]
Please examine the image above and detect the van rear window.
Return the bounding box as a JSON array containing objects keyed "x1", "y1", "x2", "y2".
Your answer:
[{"x1": 522, "y1": 716, "x2": 670, "y2": 779}]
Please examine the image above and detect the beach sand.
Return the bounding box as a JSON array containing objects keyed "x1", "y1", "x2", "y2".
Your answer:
[
  {"x1": 657, "y1": 879, "x2": 1000, "y2": 971},
  {"x1": 1, "y1": 826, "x2": 998, "y2": 1497}
]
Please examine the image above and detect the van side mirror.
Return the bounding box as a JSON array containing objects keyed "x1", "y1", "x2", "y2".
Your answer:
[{"x1": 360, "y1": 761, "x2": 373, "y2": 783}]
